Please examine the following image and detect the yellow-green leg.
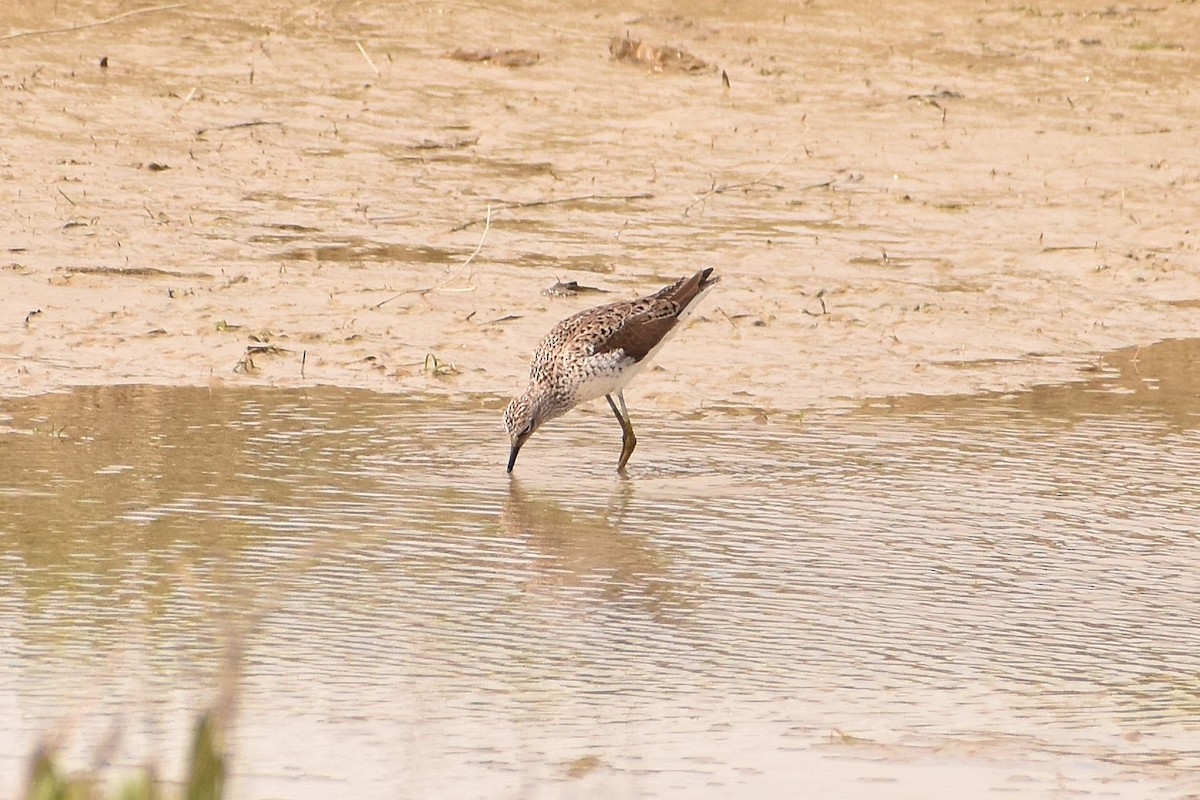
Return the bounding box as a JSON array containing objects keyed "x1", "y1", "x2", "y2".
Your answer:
[{"x1": 605, "y1": 391, "x2": 637, "y2": 471}]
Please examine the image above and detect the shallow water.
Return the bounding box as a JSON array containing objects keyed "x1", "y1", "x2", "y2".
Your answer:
[{"x1": 2, "y1": 340, "x2": 1200, "y2": 798}]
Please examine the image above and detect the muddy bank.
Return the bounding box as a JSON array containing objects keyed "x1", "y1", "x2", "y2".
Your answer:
[{"x1": 2, "y1": 0, "x2": 1198, "y2": 412}]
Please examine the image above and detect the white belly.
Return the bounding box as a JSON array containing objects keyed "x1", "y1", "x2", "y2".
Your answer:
[{"x1": 571, "y1": 351, "x2": 643, "y2": 402}]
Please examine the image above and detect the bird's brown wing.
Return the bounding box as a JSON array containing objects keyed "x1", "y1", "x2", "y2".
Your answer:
[
  {"x1": 591, "y1": 305, "x2": 681, "y2": 363},
  {"x1": 591, "y1": 269, "x2": 713, "y2": 362}
]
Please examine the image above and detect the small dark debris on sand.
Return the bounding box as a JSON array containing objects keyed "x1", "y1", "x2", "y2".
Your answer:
[
  {"x1": 543, "y1": 280, "x2": 607, "y2": 297},
  {"x1": 447, "y1": 48, "x2": 540, "y2": 67},
  {"x1": 609, "y1": 35, "x2": 710, "y2": 73},
  {"x1": 908, "y1": 88, "x2": 964, "y2": 101},
  {"x1": 406, "y1": 135, "x2": 479, "y2": 151}
]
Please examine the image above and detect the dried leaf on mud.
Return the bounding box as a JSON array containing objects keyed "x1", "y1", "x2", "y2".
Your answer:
[
  {"x1": 609, "y1": 36, "x2": 711, "y2": 73},
  {"x1": 447, "y1": 48, "x2": 540, "y2": 68}
]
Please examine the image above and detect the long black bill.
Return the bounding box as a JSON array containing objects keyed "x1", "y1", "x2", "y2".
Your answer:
[{"x1": 506, "y1": 442, "x2": 521, "y2": 473}]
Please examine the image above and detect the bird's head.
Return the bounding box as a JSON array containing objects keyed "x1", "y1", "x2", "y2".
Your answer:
[{"x1": 504, "y1": 391, "x2": 545, "y2": 473}]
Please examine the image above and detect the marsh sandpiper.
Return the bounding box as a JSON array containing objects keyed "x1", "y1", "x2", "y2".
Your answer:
[{"x1": 504, "y1": 268, "x2": 719, "y2": 472}]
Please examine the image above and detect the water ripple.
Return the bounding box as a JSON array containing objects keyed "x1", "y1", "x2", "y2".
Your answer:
[{"x1": 2, "y1": 356, "x2": 1200, "y2": 797}]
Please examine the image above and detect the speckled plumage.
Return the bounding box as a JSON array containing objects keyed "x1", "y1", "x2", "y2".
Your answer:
[{"x1": 505, "y1": 268, "x2": 719, "y2": 472}]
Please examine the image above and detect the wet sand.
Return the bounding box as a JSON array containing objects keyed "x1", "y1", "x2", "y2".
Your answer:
[{"x1": 2, "y1": 0, "x2": 1198, "y2": 411}]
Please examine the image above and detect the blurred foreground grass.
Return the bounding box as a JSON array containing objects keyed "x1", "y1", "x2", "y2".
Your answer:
[{"x1": 24, "y1": 710, "x2": 225, "y2": 800}]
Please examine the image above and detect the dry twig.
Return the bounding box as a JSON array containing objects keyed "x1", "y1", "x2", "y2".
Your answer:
[
  {"x1": 685, "y1": 139, "x2": 806, "y2": 216},
  {"x1": 373, "y1": 205, "x2": 492, "y2": 309},
  {"x1": 195, "y1": 120, "x2": 282, "y2": 137}
]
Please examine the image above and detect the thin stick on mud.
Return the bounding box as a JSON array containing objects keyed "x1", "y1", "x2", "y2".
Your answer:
[
  {"x1": 355, "y1": 41, "x2": 380, "y2": 76},
  {"x1": 175, "y1": 86, "x2": 197, "y2": 117},
  {"x1": 0, "y1": 3, "x2": 187, "y2": 42},
  {"x1": 372, "y1": 205, "x2": 492, "y2": 310},
  {"x1": 684, "y1": 138, "x2": 807, "y2": 216},
  {"x1": 194, "y1": 120, "x2": 283, "y2": 137}
]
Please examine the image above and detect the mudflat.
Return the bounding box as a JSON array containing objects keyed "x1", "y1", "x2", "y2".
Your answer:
[{"x1": 3, "y1": 0, "x2": 1198, "y2": 411}]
